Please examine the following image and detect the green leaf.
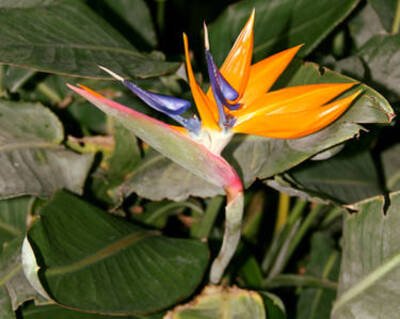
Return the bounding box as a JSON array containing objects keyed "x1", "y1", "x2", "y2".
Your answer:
[
  {"x1": 0, "y1": 0, "x2": 177, "y2": 78},
  {"x1": 288, "y1": 149, "x2": 382, "y2": 204},
  {"x1": 2, "y1": 66, "x2": 36, "y2": 93},
  {"x1": 259, "y1": 292, "x2": 286, "y2": 319},
  {"x1": 0, "y1": 197, "x2": 32, "y2": 249},
  {"x1": 22, "y1": 303, "x2": 163, "y2": 319},
  {"x1": 92, "y1": 122, "x2": 141, "y2": 205},
  {"x1": 381, "y1": 144, "x2": 400, "y2": 192},
  {"x1": 96, "y1": 0, "x2": 157, "y2": 48},
  {"x1": 165, "y1": 285, "x2": 266, "y2": 319},
  {"x1": 25, "y1": 191, "x2": 209, "y2": 316},
  {"x1": 0, "y1": 101, "x2": 93, "y2": 199},
  {"x1": 332, "y1": 191, "x2": 400, "y2": 318},
  {"x1": 0, "y1": 287, "x2": 14, "y2": 319},
  {"x1": 117, "y1": 149, "x2": 222, "y2": 201},
  {"x1": 297, "y1": 232, "x2": 340, "y2": 319},
  {"x1": 357, "y1": 34, "x2": 400, "y2": 97},
  {"x1": 368, "y1": 0, "x2": 400, "y2": 33},
  {"x1": 348, "y1": 3, "x2": 386, "y2": 48},
  {"x1": 209, "y1": 0, "x2": 360, "y2": 63},
  {"x1": 1, "y1": 238, "x2": 46, "y2": 318}
]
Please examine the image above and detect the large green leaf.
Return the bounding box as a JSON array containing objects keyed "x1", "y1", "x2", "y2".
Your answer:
[
  {"x1": 117, "y1": 150, "x2": 222, "y2": 201},
  {"x1": 0, "y1": 0, "x2": 177, "y2": 78},
  {"x1": 22, "y1": 304, "x2": 163, "y2": 319},
  {"x1": 0, "y1": 287, "x2": 14, "y2": 319},
  {"x1": 287, "y1": 149, "x2": 382, "y2": 204},
  {"x1": 0, "y1": 101, "x2": 93, "y2": 199},
  {"x1": 209, "y1": 0, "x2": 359, "y2": 64},
  {"x1": 297, "y1": 232, "x2": 340, "y2": 319},
  {"x1": 381, "y1": 144, "x2": 400, "y2": 192},
  {"x1": 95, "y1": 0, "x2": 157, "y2": 49},
  {"x1": 1, "y1": 238, "x2": 46, "y2": 319},
  {"x1": 348, "y1": 3, "x2": 386, "y2": 48},
  {"x1": 357, "y1": 34, "x2": 400, "y2": 97},
  {"x1": 165, "y1": 285, "x2": 266, "y2": 319},
  {"x1": 0, "y1": 197, "x2": 45, "y2": 319},
  {"x1": 368, "y1": 0, "x2": 400, "y2": 33},
  {"x1": 117, "y1": 62, "x2": 392, "y2": 201},
  {"x1": 25, "y1": 191, "x2": 209, "y2": 316},
  {"x1": 332, "y1": 191, "x2": 400, "y2": 318}
]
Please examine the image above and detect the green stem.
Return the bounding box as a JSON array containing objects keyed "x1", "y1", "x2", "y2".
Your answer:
[
  {"x1": 261, "y1": 198, "x2": 306, "y2": 274},
  {"x1": 209, "y1": 189, "x2": 244, "y2": 284},
  {"x1": 321, "y1": 206, "x2": 343, "y2": 227},
  {"x1": 37, "y1": 83, "x2": 62, "y2": 104},
  {"x1": 191, "y1": 196, "x2": 224, "y2": 238},
  {"x1": 146, "y1": 202, "x2": 203, "y2": 224},
  {"x1": 263, "y1": 274, "x2": 338, "y2": 290},
  {"x1": 392, "y1": 0, "x2": 400, "y2": 34},
  {"x1": 268, "y1": 204, "x2": 322, "y2": 277},
  {"x1": 274, "y1": 192, "x2": 290, "y2": 234},
  {"x1": 285, "y1": 204, "x2": 323, "y2": 261},
  {"x1": 287, "y1": 198, "x2": 307, "y2": 225}
]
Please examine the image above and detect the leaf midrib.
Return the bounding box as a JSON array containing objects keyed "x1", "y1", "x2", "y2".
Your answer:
[
  {"x1": 0, "y1": 142, "x2": 60, "y2": 152},
  {"x1": 332, "y1": 252, "x2": 400, "y2": 314},
  {"x1": 46, "y1": 231, "x2": 157, "y2": 276},
  {"x1": 0, "y1": 43, "x2": 147, "y2": 58}
]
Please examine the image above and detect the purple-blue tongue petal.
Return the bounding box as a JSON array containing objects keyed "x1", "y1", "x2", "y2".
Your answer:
[
  {"x1": 205, "y1": 50, "x2": 241, "y2": 111},
  {"x1": 123, "y1": 80, "x2": 191, "y2": 116}
]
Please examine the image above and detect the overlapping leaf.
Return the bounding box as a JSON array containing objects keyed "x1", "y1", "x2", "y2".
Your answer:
[
  {"x1": 0, "y1": 0, "x2": 177, "y2": 78},
  {"x1": 0, "y1": 101, "x2": 93, "y2": 199},
  {"x1": 209, "y1": 0, "x2": 359, "y2": 63}
]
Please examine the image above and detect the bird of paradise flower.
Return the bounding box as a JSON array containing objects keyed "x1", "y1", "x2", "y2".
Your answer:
[{"x1": 68, "y1": 10, "x2": 360, "y2": 283}]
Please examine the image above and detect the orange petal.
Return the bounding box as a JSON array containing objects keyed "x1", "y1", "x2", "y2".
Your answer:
[
  {"x1": 183, "y1": 33, "x2": 219, "y2": 130},
  {"x1": 207, "y1": 10, "x2": 254, "y2": 101},
  {"x1": 235, "y1": 82, "x2": 357, "y2": 124},
  {"x1": 240, "y1": 45, "x2": 302, "y2": 106},
  {"x1": 233, "y1": 91, "x2": 361, "y2": 139}
]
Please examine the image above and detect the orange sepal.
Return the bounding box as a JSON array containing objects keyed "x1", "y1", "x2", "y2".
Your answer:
[
  {"x1": 233, "y1": 91, "x2": 362, "y2": 139},
  {"x1": 77, "y1": 84, "x2": 105, "y2": 98},
  {"x1": 207, "y1": 9, "x2": 254, "y2": 102},
  {"x1": 183, "y1": 33, "x2": 219, "y2": 130},
  {"x1": 240, "y1": 45, "x2": 303, "y2": 106},
  {"x1": 235, "y1": 82, "x2": 357, "y2": 124}
]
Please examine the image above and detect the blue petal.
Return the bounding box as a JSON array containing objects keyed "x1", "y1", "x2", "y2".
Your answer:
[
  {"x1": 123, "y1": 80, "x2": 191, "y2": 115},
  {"x1": 205, "y1": 50, "x2": 241, "y2": 111}
]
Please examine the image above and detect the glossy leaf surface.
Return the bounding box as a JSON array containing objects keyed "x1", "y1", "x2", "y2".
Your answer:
[{"x1": 26, "y1": 192, "x2": 209, "y2": 315}]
